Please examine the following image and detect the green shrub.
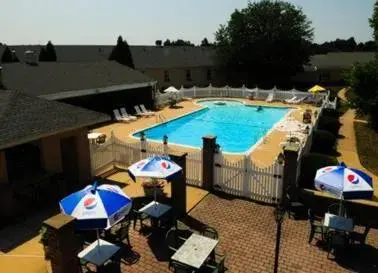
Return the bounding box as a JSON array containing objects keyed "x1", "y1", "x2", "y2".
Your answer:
[
  {"x1": 299, "y1": 153, "x2": 338, "y2": 189},
  {"x1": 318, "y1": 116, "x2": 341, "y2": 136},
  {"x1": 311, "y1": 129, "x2": 337, "y2": 154},
  {"x1": 322, "y1": 108, "x2": 339, "y2": 119}
]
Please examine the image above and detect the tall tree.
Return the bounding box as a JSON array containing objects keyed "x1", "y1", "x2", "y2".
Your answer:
[
  {"x1": 39, "y1": 41, "x2": 57, "y2": 61},
  {"x1": 345, "y1": 0, "x2": 378, "y2": 129},
  {"x1": 1, "y1": 45, "x2": 18, "y2": 63},
  {"x1": 109, "y1": 35, "x2": 135, "y2": 68},
  {"x1": 201, "y1": 38, "x2": 211, "y2": 47},
  {"x1": 163, "y1": 39, "x2": 171, "y2": 46},
  {"x1": 155, "y1": 40, "x2": 162, "y2": 46},
  {"x1": 370, "y1": 0, "x2": 378, "y2": 45},
  {"x1": 215, "y1": 0, "x2": 313, "y2": 86},
  {"x1": 45, "y1": 41, "x2": 57, "y2": 61}
]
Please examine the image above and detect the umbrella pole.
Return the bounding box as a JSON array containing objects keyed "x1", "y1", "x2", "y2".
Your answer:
[{"x1": 339, "y1": 196, "x2": 343, "y2": 216}]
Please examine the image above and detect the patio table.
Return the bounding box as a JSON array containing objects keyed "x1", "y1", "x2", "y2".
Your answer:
[
  {"x1": 87, "y1": 132, "x2": 105, "y2": 144},
  {"x1": 323, "y1": 213, "x2": 353, "y2": 232},
  {"x1": 138, "y1": 201, "x2": 172, "y2": 219},
  {"x1": 171, "y1": 233, "x2": 219, "y2": 269},
  {"x1": 77, "y1": 239, "x2": 120, "y2": 267}
]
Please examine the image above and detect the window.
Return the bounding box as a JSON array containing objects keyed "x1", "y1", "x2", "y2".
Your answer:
[
  {"x1": 206, "y1": 69, "x2": 212, "y2": 81},
  {"x1": 186, "y1": 70, "x2": 192, "y2": 81},
  {"x1": 164, "y1": 70, "x2": 170, "y2": 82}
]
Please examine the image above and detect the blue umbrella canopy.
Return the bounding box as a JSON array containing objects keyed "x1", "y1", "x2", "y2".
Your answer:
[
  {"x1": 314, "y1": 163, "x2": 373, "y2": 199},
  {"x1": 59, "y1": 182, "x2": 132, "y2": 230},
  {"x1": 127, "y1": 155, "x2": 182, "y2": 182}
]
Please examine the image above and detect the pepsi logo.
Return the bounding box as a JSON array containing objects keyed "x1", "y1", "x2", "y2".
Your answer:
[
  {"x1": 84, "y1": 197, "x2": 97, "y2": 210},
  {"x1": 347, "y1": 174, "x2": 359, "y2": 184},
  {"x1": 161, "y1": 161, "x2": 171, "y2": 169}
]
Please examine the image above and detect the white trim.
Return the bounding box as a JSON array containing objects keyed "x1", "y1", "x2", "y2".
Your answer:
[{"x1": 39, "y1": 81, "x2": 157, "y2": 100}]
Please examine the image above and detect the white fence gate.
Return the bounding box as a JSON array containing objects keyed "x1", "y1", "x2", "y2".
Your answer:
[
  {"x1": 186, "y1": 150, "x2": 203, "y2": 187},
  {"x1": 214, "y1": 153, "x2": 283, "y2": 204}
]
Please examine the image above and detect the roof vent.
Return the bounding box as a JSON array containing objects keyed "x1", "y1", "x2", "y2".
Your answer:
[{"x1": 24, "y1": 50, "x2": 38, "y2": 66}]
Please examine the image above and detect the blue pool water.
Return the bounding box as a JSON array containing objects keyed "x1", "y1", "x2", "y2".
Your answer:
[{"x1": 134, "y1": 100, "x2": 290, "y2": 153}]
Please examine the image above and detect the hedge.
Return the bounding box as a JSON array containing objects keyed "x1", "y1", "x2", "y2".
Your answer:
[
  {"x1": 317, "y1": 116, "x2": 341, "y2": 136},
  {"x1": 311, "y1": 129, "x2": 337, "y2": 154},
  {"x1": 298, "y1": 153, "x2": 338, "y2": 189}
]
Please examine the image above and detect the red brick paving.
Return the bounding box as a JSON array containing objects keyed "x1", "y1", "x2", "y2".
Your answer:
[{"x1": 121, "y1": 194, "x2": 378, "y2": 273}]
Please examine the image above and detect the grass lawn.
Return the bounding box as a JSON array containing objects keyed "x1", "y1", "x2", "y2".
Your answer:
[{"x1": 354, "y1": 121, "x2": 378, "y2": 175}]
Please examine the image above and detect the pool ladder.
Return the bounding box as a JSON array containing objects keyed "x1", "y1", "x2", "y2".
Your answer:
[{"x1": 156, "y1": 113, "x2": 166, "y2": 123}]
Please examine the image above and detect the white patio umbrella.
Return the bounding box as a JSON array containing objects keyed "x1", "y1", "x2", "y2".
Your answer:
[{"x1": 128, "y1": 155, "x2": 182, "y2": 201}]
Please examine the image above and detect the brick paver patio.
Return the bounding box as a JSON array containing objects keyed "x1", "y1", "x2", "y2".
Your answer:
[{"x1": 122, "y1": 194, "x2": 378, "y2": 273}]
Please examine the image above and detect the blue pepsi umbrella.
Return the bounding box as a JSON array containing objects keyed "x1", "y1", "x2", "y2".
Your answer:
[
  {"x1": 127, "y1": 155, "x2": 182, "y2": 182},
  {"x1": 314, "y1": 163, "x2": 374, "y2": 200},
  {"x1": 59, "y1": 182, "x2": 132, "y2": 230}
]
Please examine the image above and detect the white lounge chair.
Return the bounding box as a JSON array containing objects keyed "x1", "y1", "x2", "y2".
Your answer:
[
  {"x1": 134, "y1": 105, "x2": 149, "y2": 117},
  {"x1": 140, "y1": 104, "x2": 155, "y2": 116},
  {"x1": 113, "y1": 109, "x2": 130, "y2": 122},
  {"x1": 120, "y1": 107, "x2": 137, "y2": 121},
  {"x1": 288, "y1": 96, "x2": 309, "y2": 104},
  {"x1": 285, "y1": 96, "x2": 297, "y2": 103},
  {"x1": 266, "y1": 93, "x2": 274, "y2": 102}
]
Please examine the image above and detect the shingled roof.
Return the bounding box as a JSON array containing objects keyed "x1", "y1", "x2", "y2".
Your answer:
[
  {"x1": 0, "y1": 90, "x2": 110, "y2": 149},
  {"x1": 1, "y1": 61, "x2": 155, "y2": 97},
  {"x1": 0, "y1": 45, "x2": 216, "y2": 69},
  {"x1": 310, "y1": 52, "x2": 375, "y2": 69}
]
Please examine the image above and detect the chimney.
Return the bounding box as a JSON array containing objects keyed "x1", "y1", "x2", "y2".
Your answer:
[{"x1": 24, "y1": 50, "x2": 38, "y2": 65}]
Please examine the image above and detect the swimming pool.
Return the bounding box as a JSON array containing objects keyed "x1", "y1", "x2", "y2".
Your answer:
[{"x1": 133, "y1": 100, "x2": 290, "y2": 153}]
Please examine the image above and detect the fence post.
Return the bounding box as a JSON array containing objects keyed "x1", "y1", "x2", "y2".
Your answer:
[
  {"x1": 282, "y1": 144, "x2": 300, "y2": 205},
  {"x1": 43, "y1": 214, "x2": 80, "y2": 273},
  {"x1": 110, "y1": 130, "x2": 115, "y2": 168},
  {"x1": 202, "y1": 135, "x2": 217, "y2": 191},
  {"x1": 140, "y1": 132, "x2": 147, "y2": 159},
  {"x1": 169, "y1": 151, "x2": 188, "y2": 217},
  {"x1": 163, "y1": 135, "x2": 168, "y2": 155}
]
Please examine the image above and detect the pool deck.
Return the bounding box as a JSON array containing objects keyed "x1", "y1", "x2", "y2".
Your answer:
[{"x1": 94, "y1": 98, "x2": 316, "y2": 167}]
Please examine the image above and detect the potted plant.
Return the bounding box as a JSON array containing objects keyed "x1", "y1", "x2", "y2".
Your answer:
[
  {"x1": 39, "y1": 226, "x2": 52, "y2": 260},
  {"x1": 141, "y1": 178, "x2": 165, "y2": 197}
]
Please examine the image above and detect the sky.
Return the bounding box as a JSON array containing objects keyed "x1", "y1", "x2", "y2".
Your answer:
[{"x1": 0, "y1": 0, "x2": 375, "y2": 45}]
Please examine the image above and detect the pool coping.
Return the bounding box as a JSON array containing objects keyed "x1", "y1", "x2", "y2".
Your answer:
[{"x1": 129, "y1": 98, "x2": 295, "y2": 156}]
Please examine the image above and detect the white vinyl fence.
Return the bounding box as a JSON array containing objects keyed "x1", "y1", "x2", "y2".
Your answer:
[
  {"x1": 90, "y1": 134, "x2": 203, "y2": 187},
  {"x1": 214, "y1": 153, "x2": 284, "y2": 204},
  {"x1": 156, "y1": 85, "x2": 328, "y2": 106}
]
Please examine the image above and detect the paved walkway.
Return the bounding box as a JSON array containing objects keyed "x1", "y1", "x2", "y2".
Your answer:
[{"x1": 336, "y1": 88, "x2": 378, "y2": 199}]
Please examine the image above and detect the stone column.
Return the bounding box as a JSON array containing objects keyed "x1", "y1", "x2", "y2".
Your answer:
[
  {"x1": 202, "y1": 136, "x2": 217, "y2": 191},
  {"x1": 169, "y1": 151, "x2": 188, "y2": 217},
  {"x1": 43, "y1": 214, "x2": 80, "y2": 273},
  {"x1": 282, "y1": 143, "x2": 300, "y2": 206}
]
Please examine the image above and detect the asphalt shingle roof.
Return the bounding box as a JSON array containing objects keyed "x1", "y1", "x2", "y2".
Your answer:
[
  {"x1": 1, "y1": 61, "x2": 154, "y2": 96},
  {"x1": 309, "y1": 52, "x2": 375, "y2": 69},
  {"x1": 0, "y1": 45, "x2": 216, "y2": 69},
  {"x1": 0, "y1": 90, "x2": 110, "y2": 149}
]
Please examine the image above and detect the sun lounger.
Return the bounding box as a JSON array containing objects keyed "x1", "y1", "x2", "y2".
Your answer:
[
  {"x1": 120, "y1": 107, "x2": 137, "y2": 121},
  {"x1": 266, "y1": 93, "x2": 274, "y2": 102},
  {"x1": 139, "y1": 104, "x2": 155, "y2": 116},
  {"x1": 288, "y1": 96, "x2": 309, "y2": 104},
  {"x1": 285, "y1": 96, "x2": 297, "y2": 103},
  {"x1": 113, "y1": 109, "x2": 130, "y2": 122},
  {"x1": 134, "y1": 105, "x2": 149, "y2": 117}
]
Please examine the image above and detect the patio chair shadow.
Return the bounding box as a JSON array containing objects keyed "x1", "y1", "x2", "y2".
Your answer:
[
  {"x1": 0, "y1": 205, "x2": 59, "y2": 253},
  {"x1": 333, "y1": 244, "x2": 378, "y2": 272},
  {"x1": 169, "y1": 105, "x2": 184, "y2": 109},
  {"x1": 180, "y1": 215, "x2": 207, "y2": 233},
  {"x1": 118, "y1": 246, "x2": 141, "y2": 265}
]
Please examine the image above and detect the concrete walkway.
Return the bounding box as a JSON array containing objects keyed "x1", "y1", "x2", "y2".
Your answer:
[{"x1": 337, "y1": 88, "x2": 378, "y2": 200}]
